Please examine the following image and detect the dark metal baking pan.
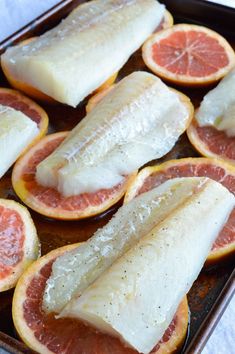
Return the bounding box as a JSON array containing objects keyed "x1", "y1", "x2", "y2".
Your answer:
[{"x1": 0, "y1": 0, "x2": 234, "y2": 353}]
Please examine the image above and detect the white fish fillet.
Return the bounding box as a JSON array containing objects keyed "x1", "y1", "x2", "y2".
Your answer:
[
  {"x1": 196, "y1": 68, "x2": 235, "y2": 136},
  {"x1": 43, "y1": 177, "x2": 204, "y2": 313},
  {"x1": 60, "y1": 177, "x2": 234, "y2": 354},
  {"x1": 0, "y1": 105, "x2": 39, "y2": 178},
  {"x1": 1, "y1": 0, "x2": 165, "y2": 107},
  {"x1": 36, "y1": 72, "x2": 191, "y2": 196}
]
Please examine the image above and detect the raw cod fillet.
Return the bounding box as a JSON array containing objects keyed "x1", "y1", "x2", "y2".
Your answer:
[
  {"x1": 36, "y1": 71, "x2": 191, "y2": 196},
  {"x1": 43, "y1": 177, "x2": 204, "y2": 313},
  {"x1": 0, "y1": 105, "x2": 39, "y2": 178},
  {"x1": 196, "y1": 68, "x2": 235, "y2": 136},
  {"x1": 1, "y1": 0, "x2": 165, "y2": 107},
  {"x1": 60, "y1": 177, "x2": 234, "y2": 353}
]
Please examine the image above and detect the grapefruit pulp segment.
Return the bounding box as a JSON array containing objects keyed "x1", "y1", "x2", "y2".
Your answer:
[
  {"x1": 0, "y1": 87, "x2": 48, "y2": 151},
  {"x1": 187, "y1": 119, "x2": 235, "y2": 165}
]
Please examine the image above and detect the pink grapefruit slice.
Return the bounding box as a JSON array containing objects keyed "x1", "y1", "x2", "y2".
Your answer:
[
  {"x1": 0, "y1": 198, "x2": 39, "y2": 292},
  {"x1": 0, "y1": 87, "x2": 48, "y2": 150},
  {"x1": 13, "y1": 243, "x2": 188, "y2": 354},
  {"x1": 142, "y1": 24, "x2": 235, "y2": 86},
  {"x1": 155, "y1": 10, "x2": 174, "y2": 32},
  {"x1": 125, "y1": 157, "x2": 235, "y2": 263},
  {"x1": 86, "y1": 85, "x2": 115, "y2": 113},
  {"x1": 187, "y1": 119, "x2": 235, "y2": 166},
  {"x1": 12, "y1": 132, "x2": 136, "y2": 220}
]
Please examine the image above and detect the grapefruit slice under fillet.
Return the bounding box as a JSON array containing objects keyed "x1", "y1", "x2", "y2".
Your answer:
[
  {"x1": 13, "y1": 244, "x2": 189, "y2": 354},
  {"x1": 125, "y1": 157, "x2": 235, "y2": 263},
  {"x1": 155, "y1": 10, "x2": 174, "y2": 32},
  {"x1": 86, "y1": 85, "x2": 115, "y2": 113},
  {"x1": 12, "y1": 132, "x2": 136, "y2": 220},
  {"x1": 0, "y1": 87, "x2": 48, "y2": 148},
  {"x1": 0, "y1": 198, "x2": 39, "y2": 292},
  {"x1": 187, "y1": 118, "x2": 235, "y2": 166},
  {"x1": 1, "y1": 37, "x2": 118, "y2": 104},
  {"x1": 142, "y1": 24, "x2": 235, "y2": 86},
  {"x1": 2, "y1": 9, "x2": 174, "y2": 104}
]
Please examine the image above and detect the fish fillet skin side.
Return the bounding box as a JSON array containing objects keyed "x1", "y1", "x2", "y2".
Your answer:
[
  {"x1": 0, "y1": 104, "x2": 39, "y2": 178},
  {"x1": 60, "y1": 178, "x2": 234, "y2": 354},
  {"x1": 36, "y1": 72, "x2": 191, "y2": 196},
  {"x1": 1, "y1": 0, "x2": 165, "y2": 106}
]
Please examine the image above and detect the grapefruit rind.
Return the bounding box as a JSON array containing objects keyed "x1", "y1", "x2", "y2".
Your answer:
[
  {"x1": 169, "y1": 88, "x2": 194, "y2": 130},
  {"x1": 0, "y1": 199, "x2": 39, "y2": 292},
  {"x1": 2, "y1": 60, "x2": 56, "y2": 103},
  {"x1": 12, "y1": 132, "x2": 137, "y2": 220},
  {"x1": 86, "y1": 85, "x2": 115, "y2": 113},
  {"x1": 1, "y1": 37, "x2": 56, "y2": 104},
  {"x1": 142, "y1": 24, "x2": 235, "y2": 86},
  {"x1": 0, "y1": 87, "x2": 48, "y2": 150},
  {"x1": 124, "y1": 157, "x2": 235, "y2": 263},
  {"x1": 12, "y1": 243, "x2": 188, "y2": 354},
  {"x1": 187, "y1": 119, "x2": 235, "y2": 166},
  {"x1": 209, "y1": 241, "x2": 235, "y2": 263},
  {"x1": 160, "y1": 10, "x2": 174, "y2": 31},
  {"x1": 93, "y1": 72, "x2": 118, "y2": 94},
  {"x1": 154, "y1": 296, "x2": 188, "y2": 354}
]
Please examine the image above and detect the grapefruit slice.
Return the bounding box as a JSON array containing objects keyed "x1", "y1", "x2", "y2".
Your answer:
[
  {"x1": 13, "y1": 244, "x2": 188, "y2": 354},
  {"x1": 155, "y1": 10, "x2": 174, "y2": 32},
  {"x1": 86, "y1": 85, "x2": 115, "y2": 113},
  {"x1": 12, "y1": 132, "x2": 136, "y2": 220},
  {"x1": 2, "y1": 37, "x2": 117, "y2": 104},
  {"x1": 125, "y1": 157, "x2": 235, "y2": 263},
  {"x1": 0, "y1": 198, "x2": 39, "y2": 292},
  {"x1": 0, "y1": 87, "x2": 48, "y2": 149},
  {"x1": 142, "y1": 24, "x2": 235, "y2": 86},
  {"x1": 94, "y1": 72, "x2": 118, "y2": 94},
  {"x1": 187, "y1": 118, "x2": 235, "y2": 165}
]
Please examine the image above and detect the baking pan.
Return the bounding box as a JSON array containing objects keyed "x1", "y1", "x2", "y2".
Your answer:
[{"x1": 0, "y1": 0, "x2": 234, "y2": 353}]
